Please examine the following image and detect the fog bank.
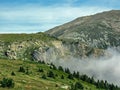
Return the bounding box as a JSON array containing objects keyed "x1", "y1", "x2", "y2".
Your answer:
[{"x1": 52, "y1": 48, "x2": 120, "y2": 86}]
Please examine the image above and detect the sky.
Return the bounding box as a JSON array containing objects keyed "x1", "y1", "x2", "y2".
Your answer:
[{"x1": 0, "y1": 0, "x2": 120, "y2": 33}]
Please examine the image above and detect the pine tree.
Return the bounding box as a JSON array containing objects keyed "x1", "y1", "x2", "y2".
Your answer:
[
  {"x1": 47, "y1": 71, "x2": 55, "y2": 78},
  {"x1": 104, "y1": 80, "x2": 109, "y2": 89},
  {"x1": 80, "y1": 75, "x2": 88, "y2": 81},
  {"x1": 96, "y1": 80, "x2": 100, "y2": 88},
  {"x1": 58, "y1": 66, "x2": 64, "y2": 71},
  {"x1": 68, "y1": 74, "x2": 73, "y2": 79},
  {"x1": 65, "y1": 68, "x2": 70, "y2": 74},
  {"x1": 73, "y1": 71, "x2": 76, "y2": 77},
  {"x1": 61, "y1": 75, "x2": 64, "y2": 79},
  {"x1": 90, "y1": 76, "x2": 95, "y2": 84},
  {"x1": 52, "y1": 65, "x2": 57, "y2": 70},
  {"x1": 75, "y1": 72, "x2": 80, "y2": 79},
  {"x1": 50, "y1": 63, "x2": 57, "y2": 70},
  {"x1": 100, "y1": 80, "x2": 105, "y2": 88}
]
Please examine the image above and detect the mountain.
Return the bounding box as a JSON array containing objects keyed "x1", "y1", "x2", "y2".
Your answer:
[
  {"x1": 46, "y1": 10, "x2": 120, "y2": 49},
  {"x1": 0, "y1": 10, "x2": 120, "y2": 89}
]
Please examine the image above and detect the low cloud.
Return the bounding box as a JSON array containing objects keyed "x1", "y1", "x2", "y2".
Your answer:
[{"x1": 52, "y1": 48, "x2": 120, "y2": 86}]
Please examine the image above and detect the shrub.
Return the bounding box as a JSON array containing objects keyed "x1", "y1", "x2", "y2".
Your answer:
[
  {"x1": 50, "y1": 63, "x2": 57, "y2": 70},
  {"x1": 61, "y1": 75, "x2": 64, "y2": 79},
  {"x1": 11, "y1": 71, "x2": 16, "y2": 76},
  {"x1": 0, "y1": 78, "x2": 15, "y2": 88},
  {"x1": 68, "y1": 74, "x2": 73, "y2": 79},
  {"x1": 70, "y1": 82, "x2": 84, "y2": 90},
  {"x1": 38, "y1": 68, "x2": 44, "y2": 72},
  {"x1": 42, "y1": 74, "x2": 47, "y2": 79},
  {"x1": 74, "y1": 82, "x2": 84, "y2": 90},
  {"x1": 25, "y1": 67, "x2": 29, "y2": 75},
  {"x1": 47, "y1": 71, "x2": 55, "y2": 78},
  {"x1": 18, "y1": 66, "x2": 25, "y2": 73}
]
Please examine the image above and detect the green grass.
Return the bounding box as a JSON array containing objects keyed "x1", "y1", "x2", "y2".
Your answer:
[
  {"x1": 0, "y1": 59, "x2": 105, "y2": 90},
  {"x1": 0, "y1": 33, "x2": 56, "y2": 43}
]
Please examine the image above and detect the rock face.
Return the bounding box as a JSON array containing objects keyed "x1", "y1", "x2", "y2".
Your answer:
[{"x1": 32, "y1": 41, "x2": 66, "y2": 62}]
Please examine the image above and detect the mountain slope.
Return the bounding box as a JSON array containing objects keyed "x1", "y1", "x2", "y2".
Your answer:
[{"x1": 46, "y1": 10, "x2": 120, "y2": 49}]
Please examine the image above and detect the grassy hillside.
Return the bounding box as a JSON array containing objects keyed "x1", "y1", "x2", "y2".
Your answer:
[
  {"x1": 0, "y1": 59, "x2": 109, "y2": 90},
  {"x1": 0, "y1": 33, "x2": 56, "y2": 43}
]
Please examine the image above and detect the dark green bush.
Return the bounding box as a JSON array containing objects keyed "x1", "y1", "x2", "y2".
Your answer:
[
  {"x1": 47, "y1": 71, "x2": 55, "y2": 78},
  {"x1": 71, "y1": 82, "x2": 84, "y2": 90},
  {"x1": 18, "y1": 66, "x2": 25, "y2": 73},
  {"x1": 11, "y1": 71, "x2": 16, "y2": 76},
  {"x1": 42, "y1": 74, "x2": 47, "y2": 79},
  {"x1": 38, "y1": 68, "x2": 44, "y2": 72},
  {"x1": 0, "y1": 78, "x2": 15, "y2": 88},
  {"x1": 61, "y1": 75, "x2": 64, "y2": 79}
]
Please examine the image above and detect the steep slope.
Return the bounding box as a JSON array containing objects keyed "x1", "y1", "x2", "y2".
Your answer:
[{"x1": 46, "y1": 10, "x2": 120, "y2": 49}]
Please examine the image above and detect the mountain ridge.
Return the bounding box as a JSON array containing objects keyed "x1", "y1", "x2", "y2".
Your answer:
[
  {"x1": 45, "y1": 10, "x2": 120, "y2": 36},
  {"x1": 45, "y1": 10, "x2": 120, "y2": 51}
]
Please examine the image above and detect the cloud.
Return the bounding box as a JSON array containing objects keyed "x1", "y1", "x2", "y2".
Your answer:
[
  {"x1": 0, "y1": 6, "x2": 110, "y2": 33},
  {"x1": 52, "y1": 48, "x2": 120, "y2": 86}
]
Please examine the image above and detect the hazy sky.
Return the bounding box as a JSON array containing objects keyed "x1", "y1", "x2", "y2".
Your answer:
[{"x1": 0, "y1": 0, "x2": 120, "y2": 33}]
